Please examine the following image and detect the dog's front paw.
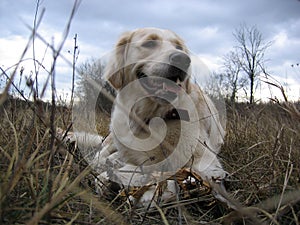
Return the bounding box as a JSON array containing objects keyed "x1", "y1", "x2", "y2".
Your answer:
[
  {"x1": 192, "y1": 157, "x2": 227, "y2": 183},
  {"x1": 201, "y1": 166, "x2": 227, "y2": 182}
]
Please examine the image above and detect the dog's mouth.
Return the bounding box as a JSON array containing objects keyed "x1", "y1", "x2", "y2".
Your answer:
[{"x1": 137, "y1": 71, "x2": 182, "y2": 101}]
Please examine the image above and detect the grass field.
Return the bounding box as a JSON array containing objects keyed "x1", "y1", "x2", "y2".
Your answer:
[
  {"x1": 1, "y1": 1, "x2": 299, "y2": 223},
  {"x1": 0, "y1": 96, "x2": 299, "y2": 224}
]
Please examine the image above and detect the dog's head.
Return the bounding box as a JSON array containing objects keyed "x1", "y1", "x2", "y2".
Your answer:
[{"x1": 105, "y1": 27, "x2": 192, "y2": 102}]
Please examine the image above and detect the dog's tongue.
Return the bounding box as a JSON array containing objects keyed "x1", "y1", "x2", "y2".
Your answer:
[{"x1": 163, "y1": 82, "x2": 181, "y2": 93}]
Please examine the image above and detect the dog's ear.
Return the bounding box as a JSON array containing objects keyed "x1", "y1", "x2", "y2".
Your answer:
[{"x1": 105, "y1": 31, "x2": 133, "y2": 90}]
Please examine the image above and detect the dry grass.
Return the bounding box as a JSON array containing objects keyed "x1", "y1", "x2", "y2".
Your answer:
[
  {"x1": 0, "y1": 98, "x2": 128, "y2": 224},
  {"x1": 221, "y1": 102, "x2": 300, "y2": 224},
  {"x1": 0, "y1": 97, "x2": 299, "y2": 224},
  {"x1": 1, "y1": 1, "x2": 299, "y2": 223}
]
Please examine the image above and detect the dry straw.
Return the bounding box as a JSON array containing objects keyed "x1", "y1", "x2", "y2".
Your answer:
[{"x1": 0, "y1": 1, "x2": 299, "y2": 224}]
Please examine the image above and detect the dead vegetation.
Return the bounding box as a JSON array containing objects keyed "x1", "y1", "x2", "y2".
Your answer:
[
  {"x1": 0, "y1": 96, "x2": 299, "y2": 224},
  {"x1": 1, "y1": 1, "x2": 300, "y2": 223}
]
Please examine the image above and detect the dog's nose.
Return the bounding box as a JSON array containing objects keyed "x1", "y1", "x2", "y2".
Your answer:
[{"x1": 169, "y1": 52, "x2": 191, "y2": 72}]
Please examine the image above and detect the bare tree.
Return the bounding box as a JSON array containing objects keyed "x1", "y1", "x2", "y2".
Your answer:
[
  {"x1": 222, "y1": 50, "x2": 247, "y2": 103},
  {"x1": 77, "y1": 58, "x2": 103, "y2": 101},
  {"x1": 233, "y1": 25, "x2": 272, "y2": 104},
  {"x1": 204, "y1": 51, "x2": 247, "y2": 103},
  {"x1": 76, "y1": 58, "x2": 115, "y2": 114},
  {"x1": 204, "y1": 72, "x2": 225, "y2": 100}
]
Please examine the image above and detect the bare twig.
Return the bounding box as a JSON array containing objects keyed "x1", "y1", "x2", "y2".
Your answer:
[
  {"x1": 32, "y1": 0, "x2": 43, "y2": 97},
  {"x1": 0, "y1": 8, "x2": 45, "y2": 106},
  {"x1": 273, "y1": 140, "x2": 294, "y2": 222},
  {"x1": 70, "y1": 33, "x2": 79, "y2": 108}
]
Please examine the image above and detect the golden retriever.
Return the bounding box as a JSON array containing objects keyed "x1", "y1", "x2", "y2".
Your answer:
[
  {"x1": 59, "y1": 27, "x2": 230, "y2": 206},
  {"x1": 97, "y1": 27, "x2": 226, "y2": 190}
]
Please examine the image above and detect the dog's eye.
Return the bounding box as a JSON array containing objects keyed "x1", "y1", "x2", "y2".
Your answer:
[
  {"x1": 176, "y1": 45, "x2": 183, "y2": 50},
  {"x1": 142, "y1": 40, "x2": 157, "y2": 48}
]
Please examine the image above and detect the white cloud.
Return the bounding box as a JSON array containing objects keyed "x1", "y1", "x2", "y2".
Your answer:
[
  {"x1": 0, "y1": 35, "x2": 28, "y2": 67},
  {"x1": 195, "y1": 26, "x2": 219, "y2": 40},
  {"x1": 195, "y1": 54, "x2": 223, "y2": 73},
  {"x1": 273, "y1": 31, "x2": 288, "y2": 49},
  {"x1": 1, "y1": 0, "x2": 300, "y2": 102}
]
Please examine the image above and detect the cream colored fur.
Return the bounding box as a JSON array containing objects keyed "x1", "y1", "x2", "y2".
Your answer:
[{"x1": 100, "y1": 27, "x2": 226, "y2": 185}]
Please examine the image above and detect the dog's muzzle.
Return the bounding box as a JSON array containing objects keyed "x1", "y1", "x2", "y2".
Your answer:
[
  {"x1": 136, "y1": 51, "x2": 190, "y2": 102},
  {"x1": 168, "y1": 52, "x2": 191, "y2": 82},
  {"x1": 136, "y1": 75, "x2": 182, "y2": 102}
]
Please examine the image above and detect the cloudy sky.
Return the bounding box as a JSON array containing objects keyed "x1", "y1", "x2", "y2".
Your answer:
[{"x1": 0, "y1": 0, "x2": 300, "y2": 101}]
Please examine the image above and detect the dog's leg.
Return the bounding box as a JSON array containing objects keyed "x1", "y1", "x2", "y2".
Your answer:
[
  {"x1": 56, "y1": 128, "x2": 103, "y2": 149},
  {"x1": 192, "y1": 154, "x2": 226, "y2": 182}
]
